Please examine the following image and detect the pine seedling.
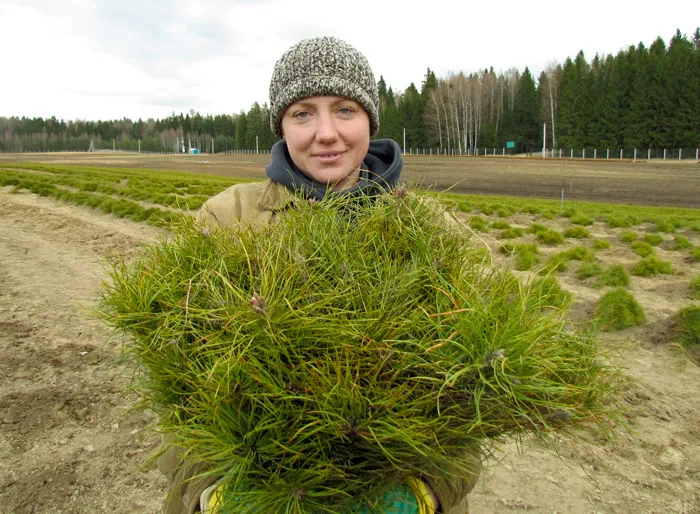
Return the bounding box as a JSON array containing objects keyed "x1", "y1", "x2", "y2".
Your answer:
[
  {"x1": 642, "y1": 234, "x2": 663, "y2": 246},
  {"x1": 537, "y1": 229, "x2": 564, "y2": 245},
  {"x1": 490, "y1": 220, "x2": 511, "y2": 230},
  {"x1": 692, "y1": 247, "x2": 700, "y2": 263},
  {"x1": 631, "y1": 241, "x2": 654, "y2": 258},
  {"x1": 594, "y1": 289, "x2": 645, "y2": 331},
  {"x1": 691, "y1": 275, "x2": 700, "y2": 300},
  {"x1": 500, "y1": 227, "x2": 525, "y2": 239},
  {"x1": 596, "y1": 265, "x2": 630, "y2": 288},
  {"x1": 593, "y1": 239, "x2": 611, "y2": 250},
  {"x1": 672, "y1": 306, "x2": 700, "y2": 348},
  {"x1": 564, "y1": 226, "x2": 590, "y2": 239},
  {"x1": 98, "y1": 189, "x2": 624, "y2": 513},
  {"x1": 630, "y1": 257, "x2": 674, "y2": 277},
  {"x1": 620, "y1": 231, "x2": 637, "y2": 243},
  {"x1": 671, "y1": 235, "x2": 692, "y2": 251},
  {"x1": 577, "y1": 262, "x2": 603, "y2": 281}
]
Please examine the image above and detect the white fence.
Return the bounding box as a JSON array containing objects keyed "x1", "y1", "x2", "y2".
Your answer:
[{"x1": 395, "y1": 147, "x2": 700, "y2": 161}]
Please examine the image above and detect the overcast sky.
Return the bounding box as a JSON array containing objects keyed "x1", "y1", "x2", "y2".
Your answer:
[{"x1": 1, "y1": 0, "x2": 697, "y2": 122}]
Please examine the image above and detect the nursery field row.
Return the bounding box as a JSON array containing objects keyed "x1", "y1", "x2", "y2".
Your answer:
[
  {"x1": 1, "y1": 161, "x2": 699, "y2": 350},
  {"x1": 0, "y1": 163, "x2": 245, "y2": 225},
  {"x1": 2, "y1": 151, "x2": 699, "y2": 207},
  {"x1": 2, "y1": 161, "x2": 700, "y2": 229}
]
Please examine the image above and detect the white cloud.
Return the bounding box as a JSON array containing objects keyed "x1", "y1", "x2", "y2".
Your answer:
[{"x1": 1, "y1": 0, "x2": 697, "y2": 121}]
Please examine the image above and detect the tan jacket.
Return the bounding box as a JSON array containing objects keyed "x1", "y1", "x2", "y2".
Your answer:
[
  {"x1": 163, "y1": 179, "x2": 479, "y2": 514},
  {"x1": 195, "y1": 179, "x2": 297, "y2": 230}
]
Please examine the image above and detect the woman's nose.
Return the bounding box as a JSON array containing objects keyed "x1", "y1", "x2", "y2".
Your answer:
[{"x1": 314, "y1": 111, "x2": 338, "y2": 143}]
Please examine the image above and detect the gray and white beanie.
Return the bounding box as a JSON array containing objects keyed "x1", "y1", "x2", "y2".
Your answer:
[{"x1": 269, "y1": 36, "x2": 380, "y2": 138}]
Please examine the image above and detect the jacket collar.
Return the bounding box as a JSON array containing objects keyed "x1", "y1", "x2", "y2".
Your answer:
[
  {"x1": 264, "y1": 139, "x2": 403, "y2": 202},
  {"x1": 257, "y1": 179, "x2": 299, "y2": 212}
]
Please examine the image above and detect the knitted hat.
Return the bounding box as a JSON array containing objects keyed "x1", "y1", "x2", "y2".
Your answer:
[{"x1": 269, "y1": 36, "x2": 379, "y2": 138}]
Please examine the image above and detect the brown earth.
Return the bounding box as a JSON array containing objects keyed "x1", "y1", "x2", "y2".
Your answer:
[
  {"x1": 1, "y1": 153, "x2": 700, "y2": 513},
  {"x1": 1, "y1": 151, "x2": 699, "y2": 207}
]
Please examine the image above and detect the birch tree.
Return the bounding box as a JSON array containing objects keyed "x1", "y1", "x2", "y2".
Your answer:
[{"x1": 540, "y1": 62, "x2": 562, "y2": 150}]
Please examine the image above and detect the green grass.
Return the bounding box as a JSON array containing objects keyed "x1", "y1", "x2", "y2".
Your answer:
[
  {"x1": 690, "y1": 247, "x2": 700, "y2": 263},
  {"x1": 577, "y1": 262, "x2": 603, "y2": 280},
  {"x1": 593, "y1": 239, "x2": 611, "y2": 250},
  {"x1": 630, "y1": 241, "x2": 654, "y2": 257},
  {"x1": 594, "y1": 288, "x2": 646, "y2": 331},
  {"x1": 691, "y1": 275, "x2": 700, "y2": 300},
  {"x1": 500, "y1": 242, "x2": 541, "y2": 271},
  {"x1": 672, "y1": 306, "x2": 700, "y2": 349},
  {"x1": 563, "y1": 226, "x2": 590, "y2": 239},
  {"x1": 540, "y1": 253, "x2": 570, "y2": 274},
  {"x1": 527, "y1": 223, "x2": 548, "y2": 235},
  {"x1": 530, "y1": 276, "x2": 572, "y2": 309},
  {"x1": 570, "y1": 214, "x2": 594, "y2": 226},
  {"x1": 490, "y1": 220, "x2": 511, "y2": 230},
  {"x1": 670, "y1": 235, "x2": 693, "y2": 250},
  {"x1": 606, "y1": 214, "x2": 638, "y2": 229},
  {"x1": 0, "y1": 163, "x2": 243, "y2": 226},
  {"x1": 596, "y1": 265, "x2": 630, "y2": 288},
  {"x1": 499, "y1": 227, "x2": 525, "y2": 239},
  {"x1": 468, "y1": 215, "x2": 488, "y2": 232},
  {"x1": 435, "y1": 192, "x2": 700, "y2": 233},
  {"x1": 536, "y1": 229, "x2": 564, "y2": 245},
  {"x1": 630, "y1": 256, "x2": 674, "y2": 277},
  {"x1": 620, "y1": 231, "x2": 638, "y2": 243},
  {"x1": 540, "y1": 246, "x2": 595, "y2": 275},
  {"x1": 642, "y1": 233, "x2": 663, "y2": 246},
  {"x1": 96, "y1": 190, "x2": 624, "y2": 513},
  {"x1": 652, "y1": 219, "x2": 677, "y2": 233}
]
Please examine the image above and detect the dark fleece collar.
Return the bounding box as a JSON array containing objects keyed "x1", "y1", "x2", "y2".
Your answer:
[{"x1": 265, "y1": 139, "x2": 402, "y2": 201}]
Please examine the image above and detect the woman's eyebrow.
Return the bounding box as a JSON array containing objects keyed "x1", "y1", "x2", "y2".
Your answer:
[{"x1": 290, "y1": 101, "x2": 316, "y2": 109}]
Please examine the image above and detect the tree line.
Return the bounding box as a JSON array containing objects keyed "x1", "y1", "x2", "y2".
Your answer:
[{"x1": 1, "y1": 28, "x2": 698, "y2": 154}]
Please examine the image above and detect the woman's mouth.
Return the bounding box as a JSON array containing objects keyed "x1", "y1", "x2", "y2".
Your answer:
[{"x1": 313, "y1": 152, "x2": 343, "y2": 163}]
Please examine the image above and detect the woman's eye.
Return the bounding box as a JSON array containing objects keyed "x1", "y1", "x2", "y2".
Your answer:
[
  {"x1": 294, "y1": 111, "x2": 310, "y2": 119},
  {"x1": 338, "y1": 107, "x2": 353, "y2": 115}
]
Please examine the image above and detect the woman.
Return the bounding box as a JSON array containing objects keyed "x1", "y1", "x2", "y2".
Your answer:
[{"x1": 161, "y1": 36, "x2": 480, "y2": 514}]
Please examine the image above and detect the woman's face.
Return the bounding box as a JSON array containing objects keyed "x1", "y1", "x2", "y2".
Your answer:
[{"x1": 281, "y1": 96, "x2": 370, "y2": 190}]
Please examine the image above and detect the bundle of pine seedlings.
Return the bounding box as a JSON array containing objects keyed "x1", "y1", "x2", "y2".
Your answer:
[{"x1": 99, "y1": 188, "x2": 622, "y2": 513}]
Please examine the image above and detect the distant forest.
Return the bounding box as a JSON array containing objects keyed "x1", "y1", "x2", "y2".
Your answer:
[{"x1": 1, "y1": 28, "x2": 698, "y2": 154}]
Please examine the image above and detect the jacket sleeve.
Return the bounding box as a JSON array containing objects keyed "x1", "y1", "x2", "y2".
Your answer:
[
  {"x1": 158, "y1": 442, "x2": 219, "y2": 514},
  {"x1": 423, "y1": 451, "x2": 481, "y2": 514},
  {"x1": 194, "y1": 185, "x2": 244, "y2": 230}
]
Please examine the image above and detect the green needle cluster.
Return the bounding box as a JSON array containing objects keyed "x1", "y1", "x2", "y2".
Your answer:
[{"x1": 99, "y1": 189, "x2": 622, "y2": 513}]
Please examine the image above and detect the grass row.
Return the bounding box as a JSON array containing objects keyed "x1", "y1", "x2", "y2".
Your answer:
[
  {"x1": 0, "y1": 163, "x2": 245, "y2": 224},
  {"x1": 1, "y1": 162, "x2": 698, "y2": 353}
]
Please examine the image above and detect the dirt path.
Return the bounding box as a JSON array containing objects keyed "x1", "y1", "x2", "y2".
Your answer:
[
  {"x1": 0, "y1": 188, "x2": 166, "y2": 513},
  {"x1": 1, "y1": 188, "x2": 699, "y2": 513}
]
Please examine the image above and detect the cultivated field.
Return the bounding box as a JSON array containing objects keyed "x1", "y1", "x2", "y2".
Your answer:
[
  {"x1": 1, "y1": 153, "x2": 699, "y2": 513},
  {"x1": 1, "y1": 151, "x2": 699, "y2": 207}
]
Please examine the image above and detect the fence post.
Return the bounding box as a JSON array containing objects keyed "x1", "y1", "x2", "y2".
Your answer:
[
  {"x1": 570, "y1": 149, "x2": 573, "y2": 159},
  {"x1": 663, "y1": 148, "x2": 667, "y2": 160},
  {"x1": 648, "y1": 149, "x2": 651, "y2": 160},
  {"x1": 502, "y1": 148, "x2": 505, "y2": 156},
  {"x1": 606, "y1": 148, "x2": 610, "y2": 159},
  {"x1": 696, "y1": 148, "x2": 699, "y2": 160},
  {"x1": 620, "y1": 149, "x2": 623, "y2": 159},
  {"x1": 594, "y1": 149, "x2": 597, "y2": 159},
  {"x1": 679, "y1": 149, "x2": 682, "y2": 160},
  {"x1": 583, "y1": 148, "x2": 586, "y2": 159}
]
